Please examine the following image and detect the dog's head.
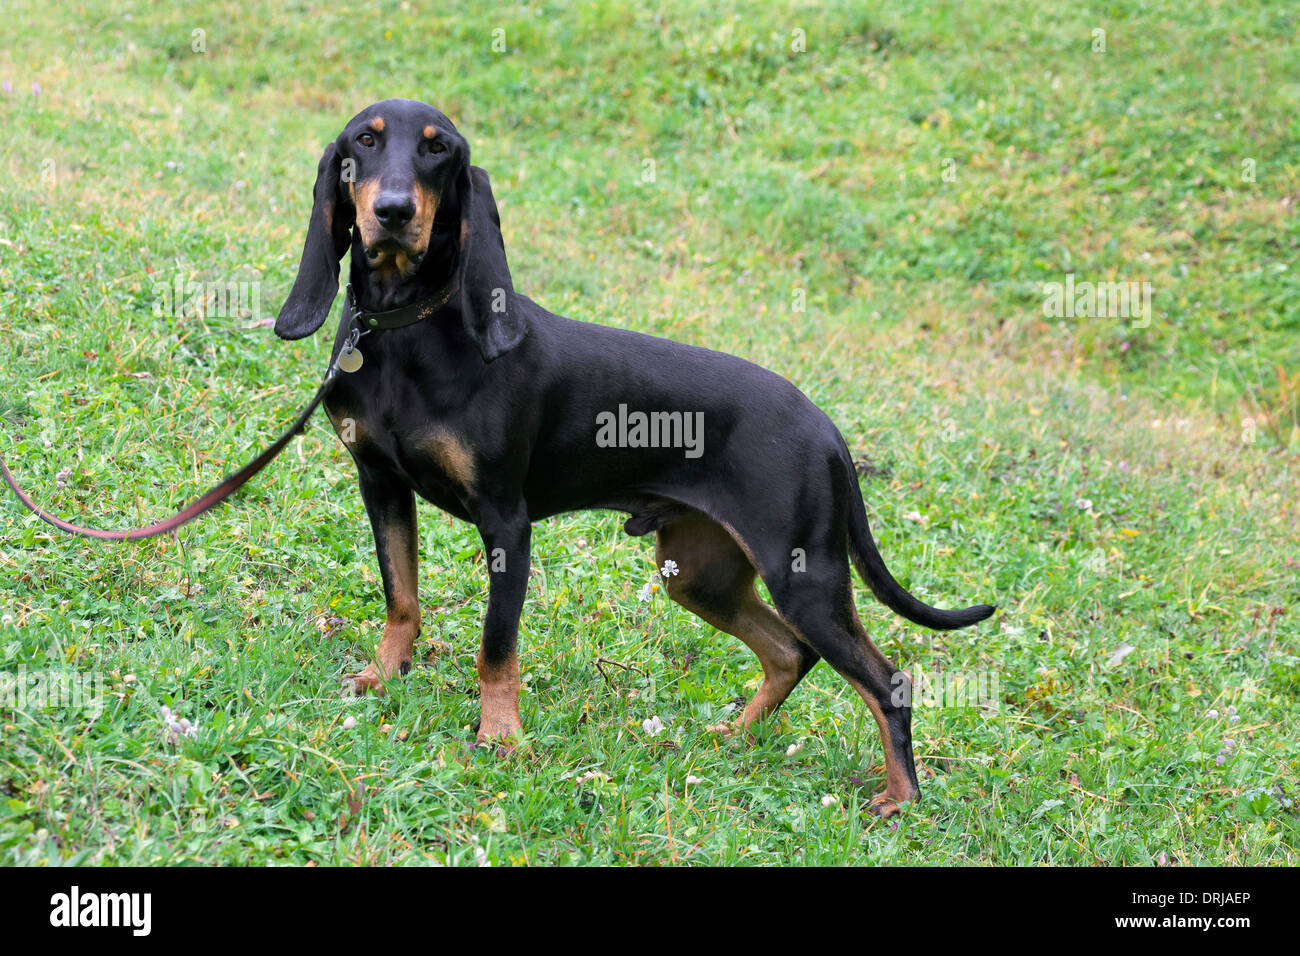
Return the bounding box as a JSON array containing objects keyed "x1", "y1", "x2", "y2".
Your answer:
[{"x1": 275, "y1": 98, "x2": 526, "y2": 361}]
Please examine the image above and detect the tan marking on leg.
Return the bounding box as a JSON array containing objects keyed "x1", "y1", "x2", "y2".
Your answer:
[
  {"x1": 476, "y1": 648, "x2": 523, "y2": 750},
  {"x1": 729, "y1": 593, "x2": 809, "y2": 727},
  {"x1": 347, "y1": 513, "x2": 419, "y2": 697},
  {"x1": 849, "y1": 681, "x2": 915, "y2": 819},
  {"x1": 422, "y1": 428, "x2": 476, "y2": 488},
  {"x1": 843, "y1": 609, "x2": 919, "y2": 817},
  {"x1": 657, "y1": 517, "x2": 810, "y2": 737}
]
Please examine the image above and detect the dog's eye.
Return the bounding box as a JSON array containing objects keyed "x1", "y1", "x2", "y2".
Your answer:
[
  {"x1": 429, "y1": 141, "x2": 447, "y2": 154},
  {"x1": 358, "y1": 133, "x2": 376, "y2": 148}
]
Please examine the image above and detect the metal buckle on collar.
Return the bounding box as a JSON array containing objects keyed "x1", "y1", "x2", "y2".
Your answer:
[
  {"x1": 344, "y1": 283, "x2": 380, "y2": 330},
  {"x1": 343, "y1": 277, "x2": 458, "y2": 332}
]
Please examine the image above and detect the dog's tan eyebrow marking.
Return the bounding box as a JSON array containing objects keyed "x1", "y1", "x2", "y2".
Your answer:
[
  {"x1": 423, "y1": 125, "x2": 436, "y2": 140},
  {"x1": 370, "y1": 116, "x2": 385, "y2": 132}
]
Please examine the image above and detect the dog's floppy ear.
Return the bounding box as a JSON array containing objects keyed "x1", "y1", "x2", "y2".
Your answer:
[
  {"x1": 275, "y1": 141, "x2": 354, "y2": 340},
  {"x1": 456, "y1": 164, "x2": 528, "y2": 361}
]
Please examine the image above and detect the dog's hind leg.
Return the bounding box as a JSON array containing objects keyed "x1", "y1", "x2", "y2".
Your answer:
[
  {"x1": 721, "y1": 453, "x2": 924, "y2": 817},
  {"x1": 655, "y1": 517, "x2": 819, "y2": 733},
  {"x1": 762, "y1": 552, "x2": 921, "y2": 818}
]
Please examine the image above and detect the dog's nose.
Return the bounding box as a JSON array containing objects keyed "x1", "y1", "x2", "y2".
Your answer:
[{"x1": 373, "y1": 192, "x2": 416, "y2": 230}]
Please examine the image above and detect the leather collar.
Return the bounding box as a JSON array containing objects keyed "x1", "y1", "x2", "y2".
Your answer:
[{"x1": 344, "y1": 276, "x2": 459, "y2": 331}]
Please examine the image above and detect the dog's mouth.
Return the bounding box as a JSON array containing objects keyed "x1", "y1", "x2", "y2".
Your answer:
[{"x1": 363, "y1": 236, "x2": 427, "y2": 269}]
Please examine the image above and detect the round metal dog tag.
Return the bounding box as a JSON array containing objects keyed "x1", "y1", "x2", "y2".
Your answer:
[{"x1": 337, "y1": 345, "x2": 363, "y2": 373}]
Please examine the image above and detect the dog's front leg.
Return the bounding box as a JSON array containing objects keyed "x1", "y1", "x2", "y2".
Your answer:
[
  {"x1": 345, "y1": 464, "x2": 420, "y2": 695},
  {"x1": 473, "y1": 508, "x2": 531, "y2": 750}
]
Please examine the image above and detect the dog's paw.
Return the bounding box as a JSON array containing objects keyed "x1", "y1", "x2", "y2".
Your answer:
[
  {"x1": 473, "y1": 736, "x2": 521, "y2": 756},
  {"x1": 473, "y1": 717, "x2": 525, "y2": 755},
  {"x1": 473, "y1": 731, "x2": 524, "y2": 756},
  {"x1": 342, "y1": 665, "x2": 387, "y2": 697},
  {"x1": 867, "y1": 792, "x2": 915, "y2": 819},
  {"x1": 706, "y1": 720, "x2": 762, "y2": 744}
]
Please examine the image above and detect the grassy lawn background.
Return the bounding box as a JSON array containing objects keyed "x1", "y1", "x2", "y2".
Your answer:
[{"x1": 0, "y1": 0, "x2": 1296, "y2": 864}]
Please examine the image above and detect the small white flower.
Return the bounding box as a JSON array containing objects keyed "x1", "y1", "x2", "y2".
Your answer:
[
  {"x1": 1075, "y1": 498, "x2": 1094, "y2": 511},
  {"x1": 1, "y1": 613, "x2": 14, "y2": 626},
  {"x1": 902, "y1": 510, "x2": 929, "y2": 526},
  {"x1": 685, "y1": 774, "x2": 704, "y2": 786},
  {"x1": 641, "y1": 716, "x2": 665, "y2": 736},
  {"x1": 575, "y1": 770, "x2": 610, "y2": 785},
  {"x1": 1226, "y1": 705, "x2": 1237, "y2": 716},
  {"x1": 820, "y1": 794, "x2": 837, "y2": 807},
  {"x1": 160, "y1": 706, "x2": 198, "y2": 744},
  {"x1": 636, "y1": 581, "x2": 655, "y2": 603},
  {"x1": 1206, "y1": 709, "x2": 1220, "y2": 719},
  {"x1": 785, "y1": 743, "x2": 803, "y2": 757},
  {"x1": 342, "y1": 715, "x2": 358, "y2": 730},
  {"x1": 1229, "y1": 715, "x2": 1240, "y2": 724},
  {"x1": 660, "y1": 559, "x2": 679, "y2": 577}
]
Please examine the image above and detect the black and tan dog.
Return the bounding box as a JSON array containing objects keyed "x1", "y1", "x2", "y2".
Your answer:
[{"x1": 275, "y1": 98, "x2": 994, "y2": 816}]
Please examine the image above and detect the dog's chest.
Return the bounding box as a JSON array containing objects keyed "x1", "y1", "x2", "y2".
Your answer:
[{"x1": 324, "y1": 388, "x2": 476, "y2": 512}]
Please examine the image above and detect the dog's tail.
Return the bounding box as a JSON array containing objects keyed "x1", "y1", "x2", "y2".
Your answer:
[{"x1": 845, "y1": 461, "x2": 995, "y2": 631}]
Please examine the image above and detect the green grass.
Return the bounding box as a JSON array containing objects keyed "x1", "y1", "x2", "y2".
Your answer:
[{"x1": 0, "y1": 0, "x2": 1296, "y2": 865}]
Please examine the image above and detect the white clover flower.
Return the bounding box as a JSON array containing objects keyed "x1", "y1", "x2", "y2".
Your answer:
[
  {"x1": 342, "y1": 715, "x2": 358, "y2": 730},
  {"x1": 820, "y1": 794, "x2": 837, "y2": 808},
  {"x1": 685, "y1": 774, "x2": 704, "y2": 786},
  {"x1": 786, "y1": 743, "x2": 803, "y2": 757},
  {"x1": 161, "y1": 705, "x2": 198, "y2": 744},
  {"x1": 1205, "y1": 709, "x2": 1220, "y2": 719},
  {"x1": 641, "y1": 715, "x2": 665, "y2": 736}
]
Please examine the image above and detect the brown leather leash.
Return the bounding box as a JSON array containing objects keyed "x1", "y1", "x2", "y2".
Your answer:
[
  {"x1": 0, "y1": 277, "x2": 459, "y2": 542},
  {"x1": 1, "y1": 349, "x2": 343, "y2": 542}
]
